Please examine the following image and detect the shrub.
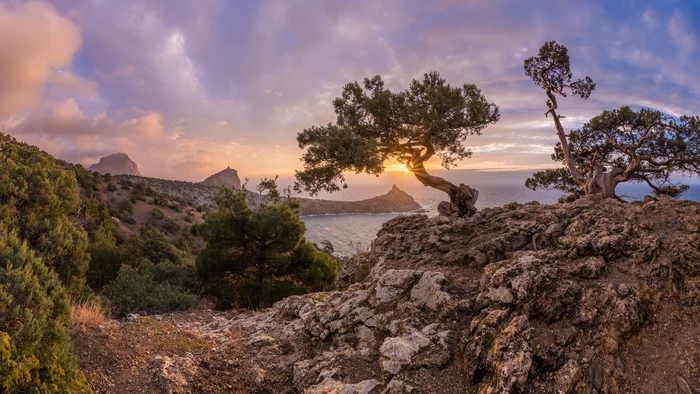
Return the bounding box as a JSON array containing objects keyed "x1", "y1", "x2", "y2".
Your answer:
[
  {"x1": 152, "y1": 207, "x2": 165, "y2": 220},
  {"x1": 119, "y1": 199, "x2": 134, "y2": 214},
  {"x1": 107, "y1": 182, "x2": 118, "y2": 192},
  {"x1": 0, "y1": 230, "x2": 89, "y2": 392},
  {"x1": 162, "y1": 218, "x2": 181, "y2": 234},
  {"x1": 129, "y1": 227, "x2": 189, "y2": 266},
  {"x1": 86, "y1": 242, "x2": 128, "y2": 289},
  {"x1": 0, "y1": 138, "x2": 89, "y2": 294},
  {"x1": 105, "y1": 265, "x2": 199, "y2": 316}
]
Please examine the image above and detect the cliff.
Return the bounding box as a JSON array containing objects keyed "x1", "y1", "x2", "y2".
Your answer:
[
  {"x1": 199, "y1": 166, "x2": 241, "y2": 189},
  {"x1": 88, "y1": 153, "x2": 142, "y2": 176},
  {"x1": 75, "y1": 196, "x2": 700, "y2": 393},
  {"x1": 299, "y1": 184, "x2": 422, "y2": 215}
]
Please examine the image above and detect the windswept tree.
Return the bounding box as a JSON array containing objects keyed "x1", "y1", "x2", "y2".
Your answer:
[
  {"x1": 524, "y1": 41, "x2": 700, "y2": 200},
  {"x1": 294, "y1": 72, "x2": 500, "y2": 217}
]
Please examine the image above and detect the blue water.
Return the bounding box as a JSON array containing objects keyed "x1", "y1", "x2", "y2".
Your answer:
[{"x1": 301, "y1": 181, "x2": 700, "y2": 256}]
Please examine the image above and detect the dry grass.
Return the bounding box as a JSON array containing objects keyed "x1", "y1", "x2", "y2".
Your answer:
[{"x1": 70, "y1": 298, "x2": 108, "y2": 331}]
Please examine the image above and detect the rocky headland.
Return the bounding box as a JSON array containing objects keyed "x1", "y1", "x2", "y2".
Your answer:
[
  {"x1": 88, "y1": 153, "x2": 142, "y2": 176},
  {"x1": 199, "y1": 166, "x2": 242, "y2": 189},
  {"x1": 76, "y1": 196, "x2": 700, "y2": 393},
  {"x1": 299, "y1": 184, "x2": 422, "y2": 216}
]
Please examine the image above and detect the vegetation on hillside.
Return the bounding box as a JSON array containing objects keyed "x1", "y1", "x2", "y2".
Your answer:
[{"x1": 0, "y1": 133, "x2": 339, "y2": 389}]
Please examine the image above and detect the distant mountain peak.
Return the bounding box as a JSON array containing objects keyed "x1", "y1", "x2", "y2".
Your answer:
[
  {"x1": 200, "y1": 166, "x2": 241, "y2": 188},
  {"x1": 88, "y1": 153, "x2": 141, "y2": 176}
]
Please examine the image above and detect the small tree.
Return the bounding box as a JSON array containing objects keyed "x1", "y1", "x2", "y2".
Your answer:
[
  {"x1": 196, "y1": 179, "x2": 337, "y2": 308},
  {"x1": 294, "y1": 72, "x2": 500, "y2": 217},
  {"x1": 524, "y1": 41, "x2": 700, "y2": 200}
]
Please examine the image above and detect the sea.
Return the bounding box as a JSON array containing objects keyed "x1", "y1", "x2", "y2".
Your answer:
[{"x1": 278, "y1": 170, "x2": 700, "y2": 257}]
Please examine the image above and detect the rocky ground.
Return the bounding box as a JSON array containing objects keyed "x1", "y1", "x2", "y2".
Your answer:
[{"x1": 75, "y1": 196, "x2": 700, "y2": 393}]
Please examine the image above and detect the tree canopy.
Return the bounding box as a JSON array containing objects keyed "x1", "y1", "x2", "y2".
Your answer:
[
  {"x1": 524, "y1": 41, "x2": 700, "y2": 200},
  {"x1": 195, "y1": 180, "x2": 338, "y2": 308},
  {"x1": 295, "y1": 72, "x2": 499, "y2": 216}
]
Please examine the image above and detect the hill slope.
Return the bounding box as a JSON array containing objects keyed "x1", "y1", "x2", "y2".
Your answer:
[{"x1": 75, "y1": 197, "x2": 700, "y2": 393}]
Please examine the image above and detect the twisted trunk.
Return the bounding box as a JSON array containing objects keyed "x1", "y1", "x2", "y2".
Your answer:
[
  {"x1": 547, "y1": 90, "x2": 626, "y2": 199},
  {"x1": 405, "y1": 144, "x2": 478, "y2": 217}
]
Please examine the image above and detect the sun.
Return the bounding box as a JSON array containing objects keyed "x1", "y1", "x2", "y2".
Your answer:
[{"x1": 403, "y1": 168, "x2": 409, "y2": 173}]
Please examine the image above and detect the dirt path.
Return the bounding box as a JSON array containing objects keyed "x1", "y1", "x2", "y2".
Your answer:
[{"x1": 72, "y1": 313, "x2": 262, "y2": 393}]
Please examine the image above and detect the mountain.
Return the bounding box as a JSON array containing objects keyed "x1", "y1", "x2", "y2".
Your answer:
[
  {"x1": 88, "y1": 153, "x2": 141, "y2": 176},
  {"x1": 199, "y1": 166, "x2": 241, "y2": 188}
]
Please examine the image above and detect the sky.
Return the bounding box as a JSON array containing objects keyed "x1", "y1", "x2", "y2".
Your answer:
[{"x1": 1, "y1": 0, "x2": 699, "y2": 183}]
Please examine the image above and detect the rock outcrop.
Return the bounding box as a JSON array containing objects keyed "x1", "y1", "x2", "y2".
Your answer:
[
  {"x1": 300, "y1": 185, "x2": 422, "y2": 216},
  {"x1": 199, "y1": 166, "x2": 241, "y2": 189},
  {"x1": 160, "y1": 196, "x2": 700, "y2": 393},
  {"x1": 88, "y1": 153, "x2": 142, "y2": 176}
]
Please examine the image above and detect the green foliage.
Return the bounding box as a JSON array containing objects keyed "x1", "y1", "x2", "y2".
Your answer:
[
  {"x1": 525, "y1": 42, "x2": 700, "y2": 200},
  {"x1": 294, "y1": 72, "x2": 499, "y2": 195},
  {"x1": 525, "y1": 167, "x2": 584, "y2": 202},
  {"x1": 527, "y1": 106, "x2": 700, "y2": 199},
  {"x1": 86, "y1": 242, "x2": 128, "y2": 290},
  {"x1": 119, "y1": 198, "x2": 134, "y2": 214},
  {"x1": 162, "y1": 218, "x2": 181, "y2": 234},
  {"x1": 0, "y1": 229, "x2": 89, "y2": 392},
  {"x1": 105, "y1": 265, "x2": 199, "y2": 317},
  {"x1": 0, "y1": 138, "x2": 89, "y2": 294},
  {"x1": 196, "y1": 180, "x2": 338, "y2": 309},
  {"x1": 129, "y1": 227, "x2": 190, "y2": 267},
  {"x1": 523, "y1": 40, "x2": 595, "y2": 100},
  {"x1": 152, "y1": 207, "x2": 165, "y2": 220}
]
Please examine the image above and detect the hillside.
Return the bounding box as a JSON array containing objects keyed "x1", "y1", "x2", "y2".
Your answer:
[{"x1": 73, "y1": 196, "x2": 700, "y2": 393}]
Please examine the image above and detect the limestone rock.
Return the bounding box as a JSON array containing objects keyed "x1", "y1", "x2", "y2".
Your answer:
[
  {"x1": 199, "y1": 166, "x2": 241, "y2": 188},
  {"x1": 88, "y1": 152, "x2": 141, "y2": 176}
]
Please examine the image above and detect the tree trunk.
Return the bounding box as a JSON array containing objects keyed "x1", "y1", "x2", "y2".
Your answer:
[
  {"x1": 546, "y1": 92, "x2": 622, "y2": 200},
  {"x1": 406, "y1": 146, "x2": 479, "y2": 217}
]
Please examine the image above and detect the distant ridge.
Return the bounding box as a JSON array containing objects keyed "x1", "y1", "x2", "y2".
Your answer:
[
  {"x1": 199, "y1": 166, "x2": 241, "y2": 189},
  {"x1": 88, "y1": 153, "x2": 141, "y2": 176}
]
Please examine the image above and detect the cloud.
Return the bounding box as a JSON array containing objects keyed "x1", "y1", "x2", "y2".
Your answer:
[
  {"x1": 120, "y1": 111, "x2": 164, "y2": 139},
  {"x1": 0, "y1": 1, "x2": 82, "y2": 119},
  {"x1": 4, "y1": 0, "x2": 700, "y2": 183}
]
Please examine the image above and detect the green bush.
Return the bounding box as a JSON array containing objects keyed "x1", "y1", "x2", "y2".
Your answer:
[
  {"x1": 0, "y1": 138, "x2": 89, "y2": 294},
  {"x1": 119, "y1": 199, "x2": 134, "y2": 214},
  {"x1": 0, "y1": 230, "x2": 89, "y2": 392},
  {"x1": 105, "y1": 265, "x2": 199, "y2": 316},
  {"x1": 86, "y1": 242, "x2": 128, "y2": 289},
  {"x1": 152, "y1": 207, "x2": 164, "y2": 220},
  {"x1": 162, "y1": 218, "x2": 181, "y2": 234},
  {"x1": 129, "y1": 227, "x2": 189, "y2": 266}
]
